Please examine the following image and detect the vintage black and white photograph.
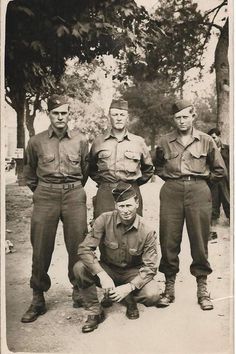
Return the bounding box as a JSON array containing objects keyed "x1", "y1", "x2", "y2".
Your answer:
[{"x1": 2, "y1": 0, "x2": 233, "y2": 353}]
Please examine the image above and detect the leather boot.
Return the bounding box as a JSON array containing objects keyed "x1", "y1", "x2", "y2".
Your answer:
[
  {"x1": 82, "y1": 310, "x2": 105, "y2": 333},
  {"x1": 21, "y1": 290, "x2": 47, "y2": 323},
  {"x1": 72, "y1": 286, "x2": 83, "y2": 308},
  {"x1": 123, "y1": 295, "x2": 139, "y2": 319},
  {"x1": 197, "y1": 276, "x2": 213, "y2": 310},
  {"x1": 156, "y1": 274, "x2": 176, "y2": 308}
]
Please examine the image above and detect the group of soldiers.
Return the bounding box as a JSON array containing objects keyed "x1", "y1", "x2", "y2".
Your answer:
[{"x1": 21, "y1": 95, "x2": 227, "y2": 333}]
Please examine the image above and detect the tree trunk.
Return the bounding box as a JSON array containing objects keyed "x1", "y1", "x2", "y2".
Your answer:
[
  {"x1": 25, "y1": 100, "x2": 36, "y2": 137},
  {"x1": 215, "y1": 18, "x2": 229, "y2": 144},
  {"x1": 15, "y1": 92, "x2": 26, "y2": 185}
]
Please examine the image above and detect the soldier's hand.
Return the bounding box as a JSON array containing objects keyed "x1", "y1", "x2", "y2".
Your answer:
[
  {"x1": 109, "y1": 284, "x2": 132, "y2": 302},
  {"x1": 97, "y1": 271, "x2": 115, "y2": 294}
]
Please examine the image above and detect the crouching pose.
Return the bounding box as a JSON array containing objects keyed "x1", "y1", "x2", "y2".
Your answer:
[{"x1": 73, "y1": 182, "x2": 160, "y2": 333}]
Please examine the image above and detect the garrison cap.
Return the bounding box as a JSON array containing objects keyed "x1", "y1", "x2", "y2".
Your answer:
[
  {"x1": 48, "y1": 94, "x2": 69, "y2": 111},
  {"x1": 110, "y1": 99, "x2": 128, "y2": 111},
  {"x1": 112, "y1": 182, "x2": 136, "y2": 203},
  {"x1": 172, "y1": 99, "x2": 193, "y2": 115}
]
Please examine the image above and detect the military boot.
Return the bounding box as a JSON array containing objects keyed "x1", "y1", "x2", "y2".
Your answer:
[
  {"x1": 196, "y1": 275, "x2": 213, "y2": 311},
  {"x1": 156, "y1": 274, "x2": 176, "y2": 308},
  {"x1": 21, "y1": 290, "x2": 47, "y2": 323}
]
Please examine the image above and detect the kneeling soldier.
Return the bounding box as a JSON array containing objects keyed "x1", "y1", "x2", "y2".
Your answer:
[{"x1": 73, "y1": 182, "x2": 160, "y2": 333}]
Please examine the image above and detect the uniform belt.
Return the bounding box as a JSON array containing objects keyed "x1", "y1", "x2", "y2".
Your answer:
[
  {"x1": 38, "y1": 180, "x2": 82, "y2": 189},
  {"x1": 100, "y1": 181, "x2": 138, "y2": 188},
  {"x1": 177, "y1": 175, "x2": 205, "y2": 181}
]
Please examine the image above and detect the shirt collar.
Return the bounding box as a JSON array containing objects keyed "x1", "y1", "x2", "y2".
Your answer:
[
  {"x1": 168, "y1": 127, "x2": 200, "y2": 142},
  {"x1": 104, "y1": 128, "x2": 131, "y2": 141},
  {"x1": 116, "y1": 212, "x2": 140, "y2": 230},
  {"x1": 48, "y1": 125, "x2": 72, "y2": 139}
]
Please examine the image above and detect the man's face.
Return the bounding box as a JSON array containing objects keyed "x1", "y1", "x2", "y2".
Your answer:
[
  {"x1": 115, "y1": 196, "x2": 139, "y2": 223},
  {"x1": 109, "y1": 108, "x2": 128, "y2": 131},
  {"x1": 210, "y1": 133, "x2": 221, "y2": 147},
  {"x1": 49, "y1": 104, "x2": 70, "y2": 130},
  {"x1": 173, "y1": 106, "x2": 195, "y2": 132}
]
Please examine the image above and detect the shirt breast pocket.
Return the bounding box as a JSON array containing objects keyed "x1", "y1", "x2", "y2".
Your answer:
[
  {"x1": 97, "y1": 150, "x2": 112, "y2": 171},
  {"x1": 103, "y1": 240, "x2": 119, "y2": 262},
  {"x1": 124, "y1": 151, "x2": 140, "y2": 173},
  {"x1": 189, "y1": 151, "x2": 207, "y2": 173},
  {"x1": 38, "y1": 154, "x2": 55, "y2": 174},
  {"x1": 128, "y1": 247, "x2": 142, "y2": 265},
  {"x1": 67, "y1": 154, "x2": 81, "y2": 174},
  {"x1": 164, "y1": 151, "x2": 179, "y2": 172}
]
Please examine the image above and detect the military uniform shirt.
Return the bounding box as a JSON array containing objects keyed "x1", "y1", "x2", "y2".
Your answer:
[
  {"x1": 154, "y1": 128, "x2": 226, "y2": 181},
  {"x1": 77, "y1": 210, "x2": 158, "y2": 289},
  {"x1": 24, "y1": 125, "x2": 89, "y2": 191},
  {"x1": 89, "y1": 129, "x2": 153, "y2": 185}
]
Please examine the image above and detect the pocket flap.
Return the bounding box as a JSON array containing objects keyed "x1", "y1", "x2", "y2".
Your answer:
[
  {"x1": 99, "y1": 150, "x2": 112, "y2": 158},
  {"x1": 68, "y1": 154, "x2": 80, "y2": 162},
  {"x1": 129, "y1": 248, "x2": 142, "y2": 256},
  {"x1": 190, "y1": 151, "x2": 207, "y2": 159},
  {"x1": 104, "y1": 240, "x2": 119, "y2": 249},
  {"x1": 164, "y1": 152, "x2": 179, "y2": 160},
  {"x1": 124, "y1": 151, "x2": 140, "y2": 160},
  {"x1": 42, "y1": 154, "x2": 55, "y2": 163}
]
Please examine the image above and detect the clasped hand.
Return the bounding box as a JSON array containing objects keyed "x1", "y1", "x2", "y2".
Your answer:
[{"x1": 97, "y1": 271, "x2": 132, "y2": 302}]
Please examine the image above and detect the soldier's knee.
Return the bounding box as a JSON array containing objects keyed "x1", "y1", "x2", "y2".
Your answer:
[
  {"x1": 141, "y1": 282, "x2": 160, "y2": 306},
  {"x1": 73, "y1": 261, "x2": 85, "y2": 279}
]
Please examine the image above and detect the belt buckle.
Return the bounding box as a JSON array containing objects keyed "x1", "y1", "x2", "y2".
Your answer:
[{"x1": 63, "y1": 183, "x2": 74, "y2": 190}]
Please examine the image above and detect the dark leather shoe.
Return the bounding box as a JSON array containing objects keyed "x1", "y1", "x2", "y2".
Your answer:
[
  {"x1": 209, "y1": 231, "x2": 218, "y2": 241},
  {"x1": 21, "y1": 304, "x2": 47, "y2": 323},
  {"x1": 156, "y1": 293, "x2": 175, "y2": 308},
  {"x1": 198, "y1": 296, "x2": 214, "y2": 310},
  {"x1": 73, "y1": 298, "x2": 83, "y2": 308},
  {"x1": 101, "y1": 297, "x2": 113, "y2": 308},
  {"x1": 126, "y1": 302, "x2": 139, "y2": 320},
  {"x1": 82, "y1": 311, "x2": 105, "y2": 333}
]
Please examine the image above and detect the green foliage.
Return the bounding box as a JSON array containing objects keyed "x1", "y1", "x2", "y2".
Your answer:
[
  {"x1": 5, "y1": 0, "x2": 160, "y2": 109},
  {"x1": 122, "y1": 79, "x2": 175, "y2": 148}
]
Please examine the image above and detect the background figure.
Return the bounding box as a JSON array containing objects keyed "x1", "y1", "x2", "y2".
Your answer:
[
  {"x1": 21, "y1": 95, "x2": 89, "y2": 323},
  {"x1": 153, "y1": 99, "x2": 226, "y2": 311},
  {"x1": 89, "y1": 98, "x2": 153, "y2": 218},
  {"x1": 207, "y1": 128, "x2": 230, "y2": 239},
  {"x1": 73, "y1": 182, "x2": 160, "y2": 333}
]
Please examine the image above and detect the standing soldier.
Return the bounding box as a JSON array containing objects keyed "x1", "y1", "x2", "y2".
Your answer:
[
  {"x1": 207, "y1": 128, "x2": 230, "y2": 239},
  {"x1": 21, "y1": 95, "x2": 89, "y2": 323},
  {"x1": 153, "y1": 99, "x2": 226, "y2": 311},
  {"x1": 89, "y1": 99, "x2": 153, "y2": 218}
]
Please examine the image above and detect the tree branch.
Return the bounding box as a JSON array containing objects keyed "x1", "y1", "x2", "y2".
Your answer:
[{"x1": 203, "y1": 0, "x2": 227, "y2": 18}]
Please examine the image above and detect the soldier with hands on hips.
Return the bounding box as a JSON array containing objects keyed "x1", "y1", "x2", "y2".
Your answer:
[
  {"x1": 73, "y1": 182, "x2": 160, "y2": 333},
  {"x1": 22, "y1": 94, "x2": 89, "y2": 323},
  {"x1": 153, "y1": 99, "x2": 226, "y2": 311},
  {"x1": 89, "y1": 98, "x2": 153, "y2": 218}
]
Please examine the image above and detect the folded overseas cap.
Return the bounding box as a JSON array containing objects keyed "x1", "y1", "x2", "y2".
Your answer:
[
  {"x1": 48, "y1": 94, "x2": 69, "y2": 111},
  {"x1": 172, "y1": 99, "x2": 193, "y2": 114},
  {"x1": 110, "y1": 99, "x2": 128, "y2": 111},
  {"x1": 112, "y1": 182, "x2": 136, "y2": 202}
]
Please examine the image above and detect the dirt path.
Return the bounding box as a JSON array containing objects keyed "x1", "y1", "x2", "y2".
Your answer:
[{"x1": 3, "y1": 178, "x2": 233, "y2": 354}]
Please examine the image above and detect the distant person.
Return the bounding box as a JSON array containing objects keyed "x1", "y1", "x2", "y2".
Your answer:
[
  {"x1": 22, "y1": 95, "x2": 89, "y2": 323},
  {"x1": 89, "y1": 98, "x2": 153, "y2": 218},
  {"x1": 153, "y1": 99, "x2": 226, "y2": 311},
  {"x1": 73, "y1": 182, "x2": 160, "y2": 333},
  {"x1": 207, "y1": 128, "x2": 230, "y2": 239}
]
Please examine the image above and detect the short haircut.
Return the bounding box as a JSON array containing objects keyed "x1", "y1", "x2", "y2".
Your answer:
[{"x1": 207, "y1": 128, "x2": 221, "y2": 136}]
